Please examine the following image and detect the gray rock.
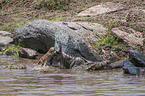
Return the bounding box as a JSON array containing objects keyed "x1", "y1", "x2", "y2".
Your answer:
[
  {"x1": 18, "y1": 48, "x2": 38, "y2": 59},
  {"x1": 13, "y1": 20, "x2": 107, "y2": 61},
  {"x1": 125, "y1": 8, "x2": 145, "y2": 23},
  {"x1": 129, "y1": 50, "x2": 145, "y2": 67},
  {"x1": 13, "y1": 20, "x2": 108, "y2": 53},
  {"x1": 77, "y1": 2, "x2": 127, "y2": 16},
  {"x1": 56, "y1": 22, "x2": 108, "y2": 44},
  {"x1": 13, "y1": 20, "x2": 56, "y2": 53},
  {"x1": 123, "y1": 59, "x2": 140, "y2": 75},
  {"x1": 0, "y1": 31, "x2": 12, "y2": 37},
  {"x1": 0, "y1": 31, "x2": 13, "y2": 47},
  {"x1": 112, "y1": 27, "x2": 144, "y2": 47},
  {"x1": 54, "y1": 23, "x2": 103, "y2": 61},
  {"x1": 122, "y1": 50, "x2": 145, "y2": 76},
  {"x1": 123, "y1": 59, "x2": 145, "y2": 76}
]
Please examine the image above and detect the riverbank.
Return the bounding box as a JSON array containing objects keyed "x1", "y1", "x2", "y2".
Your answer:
[
  {"x1": 1, "y1": 0, "x2": 145, "y2": 54},
  {"x1": 0, "y1": 0, "x2": 145, "y2": 71}
]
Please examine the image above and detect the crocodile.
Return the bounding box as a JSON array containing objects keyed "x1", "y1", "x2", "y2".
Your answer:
[{"x1": 37, "y1": 45, "x2": 108, "y2": 71}]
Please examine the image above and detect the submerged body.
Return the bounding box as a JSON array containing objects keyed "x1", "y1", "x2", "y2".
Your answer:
[{"x1": 37, "y1": 46, "x2": 107, "y2": 70}]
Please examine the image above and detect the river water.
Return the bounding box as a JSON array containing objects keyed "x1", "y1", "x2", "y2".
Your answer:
[{"x1": 0, "y1": 55, "x2": 145, "y2": 96}]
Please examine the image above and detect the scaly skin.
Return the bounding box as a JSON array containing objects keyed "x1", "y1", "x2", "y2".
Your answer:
[{"x1": 37, "y1": 46, "x2": 107, "y2": 70}]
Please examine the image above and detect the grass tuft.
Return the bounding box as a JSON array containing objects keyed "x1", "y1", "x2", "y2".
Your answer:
[
  {"x1": 1, "y1": 45, "x2": 23, "y2": 55},
  {"x1": 92, "y1": 31, "x2": 119, "y2": 49}
]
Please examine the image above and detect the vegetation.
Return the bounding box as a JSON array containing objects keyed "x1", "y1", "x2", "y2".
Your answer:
[
  {"x1": 0, "y1": 0, "x2": 102, "y2": 33},
  {"x1": 91, "y1": 20, "x2": 122, "y2": 49},
  {"x1": 0, "y1": 0, "x2": 144, "y2": 55},
  {"x1": 0, "y1": 45, "x2": 23, "y2": 55}
]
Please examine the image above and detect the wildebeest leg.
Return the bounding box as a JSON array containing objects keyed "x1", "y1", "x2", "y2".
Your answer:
[
  {"x1": 38, "y1": 47, "x2": 55, "y2": 66},
  {"x1": 42, "y1": 60, "x2": 47, "y2": 66},
  {"x1": 45, "y1": 50, "x2": 61, "y2": 66}
]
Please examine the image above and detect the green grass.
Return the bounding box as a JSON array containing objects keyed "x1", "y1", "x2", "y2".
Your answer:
[
  {"x1": 0, "y1": 45, "x2": 23, "y2": 55},
  {"x1": 91, "y1": 20, "x2": 122, "y2": 49},
  {"x1": 107, "y1": 20, "x2": 118, "y2": 31},
  {"x1": 91, "y1": 31, "x2": 119, "y2": 49}
]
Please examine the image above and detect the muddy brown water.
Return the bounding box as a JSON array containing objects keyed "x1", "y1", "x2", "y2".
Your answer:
[{"x1": 0, "y1": 55, "x2": 145, "y2": 96}]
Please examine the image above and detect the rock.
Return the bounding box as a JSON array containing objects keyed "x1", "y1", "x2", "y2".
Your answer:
[
  {"x1": 123, "y1": 59, "x2": 140, "y2": 75},
  {"x1": 77, "y1": 2, "x2": 127, "y2": 16},
  {"x1": 124, "y1": 8, "x2": 145, "y2": 34},
  {"x1": 125, "y1": 8, "x2": 145, "y2": 23},
  {"x1": 54, "y1": 23, "x2": 103, "y2": 62},
  {"x1": 13, "y1": 20, "x2": 56, "y2": 53},
  {"x1": 123, "y1": 59, "x2": 145, "y2": 76},
  {"x1": 57, "y1": 22, "x2": 108, "y2": 44},
  {"x1": 55, "y1": 22, "x2": 107, "y2": 61},
  {"x1": 128, "y1": 22, "x2": 145, "y2": 35},
  {"x1": 0, "y1": 31, "x2": 13, "y2": 47},
  {"x1": 0, "y1": 31, "x2": 12, "y2": 37},
  {"x1": 129, "y1": 50, "x2": 145, "y2": 67},
  {"x1": 122, "y1": 50, "x2": 145, "y2": 75},
  {"x1": 13, "y1": 20, "x2": 108, "y2": 53},
  {"x1": 112, "y1": 27, "x2": 144, "y2": 47},
  {"x1": 14, "y1": 20, "x2": 107, "y2": 61},
  {"x1": 5, "y1": 50, "x2": 17, "y2": 56},
  {"x1": 18, "y1": 48, "x2": 38, "y2": 59},
  {"x1": 0, "y1": 36, "x2": 13, "y2": 46}
]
